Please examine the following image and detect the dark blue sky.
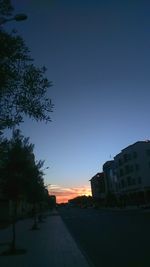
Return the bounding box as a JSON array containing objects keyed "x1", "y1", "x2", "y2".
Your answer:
[{"x1": 7, "y1": 0, "x2": 150, "y2": 201}]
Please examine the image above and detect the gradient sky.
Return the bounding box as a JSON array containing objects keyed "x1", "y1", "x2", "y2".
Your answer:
[{"x1": 4, "y1": 0, "x2": 150, "y2": 202}]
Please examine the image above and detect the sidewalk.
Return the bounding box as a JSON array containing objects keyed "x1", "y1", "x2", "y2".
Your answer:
[{"x1": 0, "y1": 211, "x2": 92, "y2": 267}]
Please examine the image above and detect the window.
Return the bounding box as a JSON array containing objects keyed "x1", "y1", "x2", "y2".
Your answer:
[
  {"x1": 130, "y1": 165, "x2": 134, "y2": 172},
  {"x1": 128, "y1": 154, "x2": 131, "y2": 160},
  {"x1": 119, "y1": 159, "x2": 122, "y2": 166},
  {"x1": 135, "y1": 164, "x2": 140, "y2": 171},
  {"x1": 133, "y1": 151, "x2": 137, "y2": 159},
  {"x1": 116, "y1": 171, "x2": 120, "y2": 179},
  {"x1": 120, "y1": 168, "x2": 124, "y2": 176},
  {"x1": 132, "y1": 178, "x2": 136, "y2": 185},
  {"x1": 124, "y1": 154, "x2": 128, "y2": 162},
  {"x1": 127, "y1": 176, "x2": 132, "y2": 186},
  {"x1": 124, "y1": 153, "x2": 131, "y2": 161},
  {"x1": 121, "y1": 179, "x2": 125, "y2": 188},
  {"x1": 125, "y1": 165, "x2": 130, "y2": 174},
  {"x1": 146, "y1": 149, "x2": 150, "y2": 156}
]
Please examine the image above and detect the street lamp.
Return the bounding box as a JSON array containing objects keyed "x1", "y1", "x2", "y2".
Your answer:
[{"x1": 0, "y1": 13, "x2": 27, "y2": 25}]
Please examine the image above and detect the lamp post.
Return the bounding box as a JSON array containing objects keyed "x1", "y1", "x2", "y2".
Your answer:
[{"x1": 0, "y1": 13, "x2": 27, "y2": 25}]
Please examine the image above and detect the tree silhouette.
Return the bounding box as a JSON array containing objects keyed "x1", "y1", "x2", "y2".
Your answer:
[
  {"x1": 0, "y1": 0, "x2": 54, "y2": 132},
  {"x1": 0, "y1": 0, "x2": 13, "y2": 16},
  {"x1": 0, "y1": 130, "x2": 46, "y2": 254},
  {"x1": 25, "y1": 160, "x2": 46, "y2": 229}
]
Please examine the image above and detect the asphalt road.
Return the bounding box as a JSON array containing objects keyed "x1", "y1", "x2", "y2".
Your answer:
[{"x1": 59, "y1": 207, "x2": 150, "y2": 267}]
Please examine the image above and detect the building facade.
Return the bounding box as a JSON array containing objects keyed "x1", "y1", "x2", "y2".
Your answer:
[
  {"x1": 90, "y1": 172, "x2": 106, "y2": 200},
  {"x1": 114, "y1": 141, "x2": 150, "y2": 205},
  {"x1": 90, "y1": 140, "x2": 150, "y2": 207},
  {"x1": 102, "y1": 160, "x2": 118, "y2": 206},
  {"x1": 103, "y1": 160, "x2": 118, "y2": 194}
]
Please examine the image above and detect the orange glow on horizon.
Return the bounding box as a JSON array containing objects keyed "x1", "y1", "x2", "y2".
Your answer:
[{"x1": 48, "y1": 185, "x2": 91, "y2": 204}]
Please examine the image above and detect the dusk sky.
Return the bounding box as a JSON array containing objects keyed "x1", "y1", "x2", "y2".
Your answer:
[{"x1": 5, "y1": 0, "x2": 150, "y2": 202}]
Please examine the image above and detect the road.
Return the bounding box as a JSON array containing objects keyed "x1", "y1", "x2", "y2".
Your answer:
[{"x1": 59, "y1": 207, "x2": 150, "y2": 267}]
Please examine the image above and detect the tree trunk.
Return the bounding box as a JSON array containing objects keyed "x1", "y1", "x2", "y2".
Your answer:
[
  {"x1": 32, "y1": 203, "x2": 38, "y2": 229},
  {"x1": 11, "y1": 201, "x2": 17, "y2": 252}
]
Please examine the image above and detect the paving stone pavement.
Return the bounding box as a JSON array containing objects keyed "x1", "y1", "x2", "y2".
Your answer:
[{"x1": 0, "y1": 212, "x2": 92, "y2": 267}]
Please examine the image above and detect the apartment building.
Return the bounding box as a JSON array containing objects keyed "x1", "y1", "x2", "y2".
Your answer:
[
  {"x1": 90, "y1": 172, "x2": 106, "y2": 200},
  {"x1": 114, "y1": 141, "x2": 150, "y2": 205},
  {"x1": 103, "y1": 160, "x2": 118, "y2": 194}
]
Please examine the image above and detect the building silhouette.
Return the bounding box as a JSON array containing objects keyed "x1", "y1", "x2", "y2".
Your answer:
[
  {"x1": 103, "y1": 160, "x2": 118, "y2": 195},
  {"x1": 114, "y1": 141, "x2": 150, "y2": 205},
  {"x1": 90, "y1": 141, "x2": 150, "y2": 206},
  {"x1": 90, "y1": 172, "x2": 106, "y2": 205}
]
